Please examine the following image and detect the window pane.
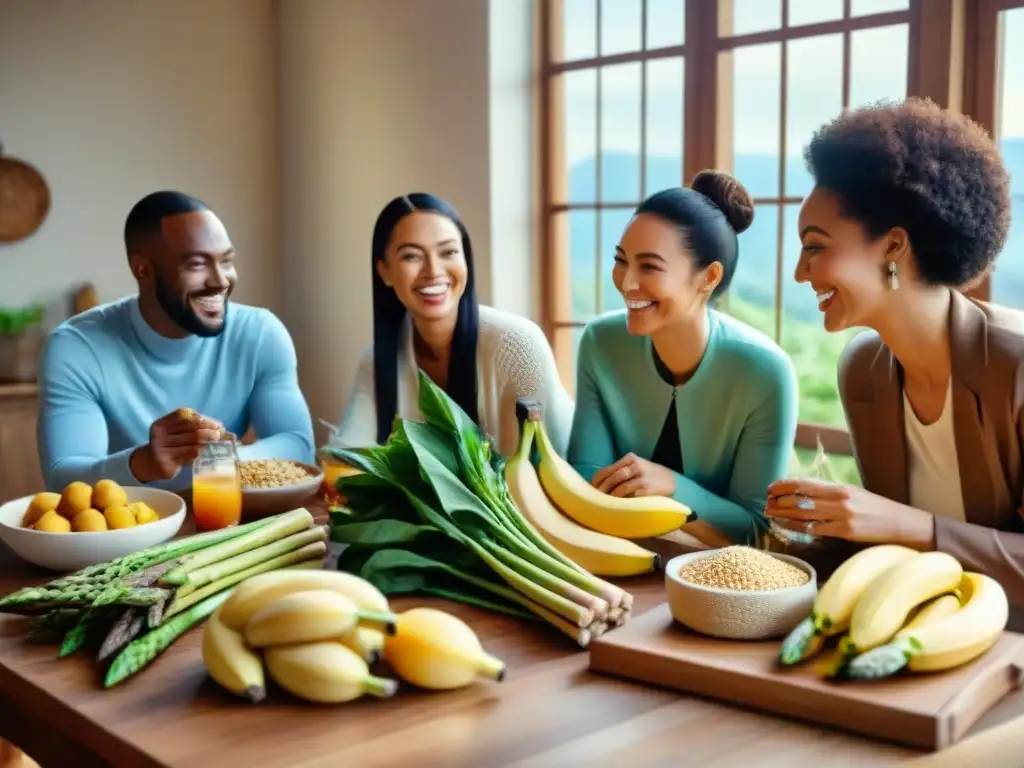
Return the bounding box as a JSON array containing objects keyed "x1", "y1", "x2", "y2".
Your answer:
[
  {"x1": 559, "y1": 209, "x2": 598, "y2": 321},
  {"x1": 560, "y1": 0, "x2": 597, "y2": 62},
  {"x1": 849, "y1": 24, "x2": 908, "y2": 109},
  {"x1": 645, "y1": 57, "x2": 685, "y2": 196},
  {"x1": 787, "y1": 0, "x2": 843, "y2": 27},
  {"x1": 600, "y1": 0, "x2": 642, "y2": 56},
  {"x1": 850, "y1": 0, "x2": 909, "y2": 17},
  {"x1": 785, "y1": 34, "x2": 843, "y2": 198},
  {"x1": 646, "y1": 0, "x2": 685, "y2": 49},
  {"x1": 600, "y1": 62, "x2": 642, "y2": 203},
  {"x1": 992, "y1": 8, "x2": 1024, "y2": 310},
  {"x1": 780, "y1": 204, "x2": 857, "y2": 428},
  {"x1": 599, "y1": 208, "x2": 633, "y2": 313},
  {"x1": 726, "y1": 203, "x2": 778, "y2": 341},
  {"x1": 723, "y1": 0, "x2": 782, "y2": 36},
  {"x1": 559, "y1": 69, "x2": 598, "y2": 204},
  {"x1": 729, "y1": 43, "x2": 782, "y2": 199}
]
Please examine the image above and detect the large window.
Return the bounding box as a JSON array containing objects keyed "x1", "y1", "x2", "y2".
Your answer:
[
  {"x1": 987, "y1": 3, "x2": 1024, "y2": 307},
  {"x1": 716, "y1": 0, "x2": 910, "y2": 456},
  {"x1": 543, "y1": 0, "x2": 690, "y2": 392},
  {"x1": 542, "y1": 0, "x2": 1016, "y2": 485}
]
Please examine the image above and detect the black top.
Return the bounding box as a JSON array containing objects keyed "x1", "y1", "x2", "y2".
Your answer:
[{"x1": 650, "y1": 348, "x2": 683, "y2": 475}]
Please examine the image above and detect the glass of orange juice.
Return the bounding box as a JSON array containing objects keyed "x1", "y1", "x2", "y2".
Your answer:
[{"x1": 192, "y1": 440, "x2": 242, "y2": 530}]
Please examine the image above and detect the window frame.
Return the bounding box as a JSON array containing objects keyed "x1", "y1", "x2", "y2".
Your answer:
[{"x1": 539, "y1": 0, "x2": 972, "y2": 457}]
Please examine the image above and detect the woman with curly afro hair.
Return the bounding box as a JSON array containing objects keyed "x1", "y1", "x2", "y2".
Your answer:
[{"x1": 765, "y1": 97, "x2": 1024, "y2": 605}]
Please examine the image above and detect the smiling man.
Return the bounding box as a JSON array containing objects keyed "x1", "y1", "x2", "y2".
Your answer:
[{"x1": 36, "y1": 191, "x2": 315, "y2": 492}]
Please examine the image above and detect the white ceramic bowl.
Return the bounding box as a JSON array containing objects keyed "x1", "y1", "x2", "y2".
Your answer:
[
  {"x1": 241, "y1": 461, "x2": 324, "y2": 519},
  {"x1": 664, "y1": 549, "x2": 818, "y2": 640},
  {"x1": 0, "y1": 487, "x2": 186, "y2": 572}
]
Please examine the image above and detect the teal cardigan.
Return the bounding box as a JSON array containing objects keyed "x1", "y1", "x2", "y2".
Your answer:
[{"x1": 567, "y1": 309, "x2": 799, "y2": 544}]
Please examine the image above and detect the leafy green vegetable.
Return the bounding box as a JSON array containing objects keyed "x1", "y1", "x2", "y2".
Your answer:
[{"x1": 326, "y1": 371, "x2": 633, "y2": 647}]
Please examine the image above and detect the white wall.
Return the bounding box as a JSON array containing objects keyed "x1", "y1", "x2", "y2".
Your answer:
[
  {"x1": 278, "y1": 0, "x2": 537, "y2": 438},
  {"x1": 0, "y1": 0, "x2": 282, "y2": 321}
]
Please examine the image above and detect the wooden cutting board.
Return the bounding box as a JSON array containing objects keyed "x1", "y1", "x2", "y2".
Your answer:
[{"x1": 589, "y1": 603, "x2": 1024, "y2": 752}]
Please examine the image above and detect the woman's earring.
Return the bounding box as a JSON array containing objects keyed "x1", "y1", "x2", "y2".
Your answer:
[{"x1": 887, "y1": 261, "x2": 899, "y2": 291}]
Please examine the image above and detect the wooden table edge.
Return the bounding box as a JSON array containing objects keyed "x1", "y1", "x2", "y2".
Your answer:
[{"x1": 0, "y1": 663, "x2": 159, "y2": 767}]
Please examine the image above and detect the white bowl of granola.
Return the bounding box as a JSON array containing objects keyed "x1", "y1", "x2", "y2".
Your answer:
[{"x1": 239, "y1": 459, "x2": 324, "y2": 518}]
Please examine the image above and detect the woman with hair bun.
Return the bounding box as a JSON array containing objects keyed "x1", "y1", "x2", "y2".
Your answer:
[
  {"x1": 765, "y1": 98, "x2": 1024, "y2": 605},
  {"x1": 567, "y1": 171, "x2": 799, "y2": 546}
]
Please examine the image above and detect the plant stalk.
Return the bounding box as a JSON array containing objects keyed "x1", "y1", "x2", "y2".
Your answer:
[
  {"x1": 483, "y1": 540, "x2": 609, "y2": 619},
  {"x1": 105, "y1": 590, "x2": 233, "y2": 687},
  {"x1": 175, "y1": 525, "x2": 328, "y2": 595},
  {"x1": 163, "y1": 547, "x2": 326, "y2": 618},
  {"x1": 468, "y1": 542, "x2": 592, "y2": 627},
  {"x1": 160, "y1": 508, "x2": 314, "y2": 585}
]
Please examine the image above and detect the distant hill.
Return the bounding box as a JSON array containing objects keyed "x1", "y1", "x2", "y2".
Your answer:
[{"x1": 564, "y1": 139, "x2": 1024, "y2": 322}]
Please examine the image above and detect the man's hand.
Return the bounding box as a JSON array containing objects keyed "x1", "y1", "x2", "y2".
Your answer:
[
  {"x1": 130, "y1": 408, "x2": 225, "y2": 483},
  {"x1": 591, "y1": 453, "x2": 677, "y2": 498}
]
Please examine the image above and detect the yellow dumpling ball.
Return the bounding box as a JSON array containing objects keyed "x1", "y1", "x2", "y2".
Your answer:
[
  {"x1": 71, "y1": 508, "x2": 108, "y2": 532},
  {"x1": 35, "y1": 510, "x2": 71, "y2": 533},
  {"x1": 131, "y1": 502, "x2": 160, "y2": 525},
  {"x1": 92, "y1": 479, "x2": 128, "y2": 511},
  {"x1": 57, "y1": 481, "x2": 93, "y2": 520},
  {"x1": 103, "y1": 505, "x2": 137, "y2": 530},
  {"x1": 22, "y1": 492, "x2": 61, "y2": 527}
]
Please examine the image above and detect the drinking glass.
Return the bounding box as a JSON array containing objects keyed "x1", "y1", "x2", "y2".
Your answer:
[{"x1": 192, "y1": 439, "x2": 242, "y2": 530}]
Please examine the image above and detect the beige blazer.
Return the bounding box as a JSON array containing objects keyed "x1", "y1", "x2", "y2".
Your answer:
[{"x1": 839, "y1": 289, "x2": 1024, "y2": 605}]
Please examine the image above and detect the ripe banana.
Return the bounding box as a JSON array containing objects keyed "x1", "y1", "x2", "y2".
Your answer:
[
  {"x1": 532, "y1": 420, "x2": 690, "y2": 539},
  {"x1": 244, "y1": 589, "x2": 397, "y2": 648},
  {"x1": 778, "y1": 544, "x2": 918, "y2": 665},
  {"x1": 902, "y1": 592, "x2": 962, "y2": 632},
  {"x1": 201, "y1": 606, "x2": 266, "y2": 703},
  {"x1": 219, "y1": 569, "x2": 390, "y2": 632},
  {"x1": 341, "y1": 626, "x2": 386, "y2": 665},
  {"x1": 844, "y1": 551, "x2": 963, "y2": 656},
  {"x1": 505, "y1": 421, "x2": 660, "y2": 577},
  {"x1": 385, "y1": 607, "x2": 505, "y2": 690},
  {"x1": 265, "y1": 641, "x2": 399, "y2": 703},
  {"x1": 844, "y1": 573, "x2": 1008, "y2": 680}
]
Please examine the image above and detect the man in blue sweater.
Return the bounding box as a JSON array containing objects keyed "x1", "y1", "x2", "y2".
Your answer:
[{"x1": 36, "y1": 190, "x2": 315, "y2": 492}]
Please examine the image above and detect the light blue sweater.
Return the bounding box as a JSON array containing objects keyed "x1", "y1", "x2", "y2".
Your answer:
[
  {"x1": 37, "y1": 296, "x2": 315, "y2": 492},
  {"x1": 568, "y1": 309, "x2": 799, "y2": 544}
]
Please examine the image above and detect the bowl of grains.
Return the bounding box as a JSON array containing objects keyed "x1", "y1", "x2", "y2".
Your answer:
[
  {"x1": 239, "y1": 459, "x2": 324, "y2": 518},
  {"x1": 664, "y1": 546, "x2": 817, "y2": 640}
]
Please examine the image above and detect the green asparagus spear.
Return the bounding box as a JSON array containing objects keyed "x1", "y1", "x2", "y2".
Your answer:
[
  {"x1": 59, "y1": 605, "x2": 121, "y2": 658},
  {"x1": 104, "y1": 589, "x2": 233, "y2": 688},
  {"x1": 163, "y1": 546, "x2": 327, "y2": 618},
  {"x1": 26, "y1": 608, "x2": 83, "y2": 644},
  {"x1": 0, "y1": 512, "x2": 289, "y2": 613},
  {"x1": 160, "y1": 508, "x2": 315, "y2": 586},
  {"x1": 173, "y1": 525, "x2": 328, "y2": 595}
]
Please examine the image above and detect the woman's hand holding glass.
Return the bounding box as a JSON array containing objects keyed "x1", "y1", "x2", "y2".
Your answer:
[{"x1": 765, "y1": 477, "x2": 935, "y2": 549}]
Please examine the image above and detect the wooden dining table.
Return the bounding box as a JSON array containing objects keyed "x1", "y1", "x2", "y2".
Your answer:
[{"x1": 1, "y1": 501, "x2": 1023, "y2": 767}]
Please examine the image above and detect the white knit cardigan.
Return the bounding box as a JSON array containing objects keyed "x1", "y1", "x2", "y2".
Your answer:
[{"x1": 328, "y1": 305, "x2": 575, "y2": 458}]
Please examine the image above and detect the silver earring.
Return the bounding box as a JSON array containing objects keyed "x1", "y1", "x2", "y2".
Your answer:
[{"x1": 887, "y1": 261, "x2": 899, "y2": 291}]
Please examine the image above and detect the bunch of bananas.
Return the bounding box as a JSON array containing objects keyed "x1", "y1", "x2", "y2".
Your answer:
[
  {"x1": 777, "y1": 545, "x2": 1009, "y2": 680},
  {"x1": 503, "y1": 404, "x2": 692, "y2": 578},
  {"x1": 202, "y1": 570, "x2": 506, "y2": 704}
]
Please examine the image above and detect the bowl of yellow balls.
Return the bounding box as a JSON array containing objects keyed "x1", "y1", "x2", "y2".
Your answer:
[{"x1": 0, "y1": 479, "x2": 186, "y2": 572}]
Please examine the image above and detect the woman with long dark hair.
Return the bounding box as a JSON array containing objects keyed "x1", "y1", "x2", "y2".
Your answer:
[
  {"x1": 328, "y1": 192, "x2": 572, "y2": 457},
  {"x1": 567, "y1": 171, "x2": 799, "y2": 546}
]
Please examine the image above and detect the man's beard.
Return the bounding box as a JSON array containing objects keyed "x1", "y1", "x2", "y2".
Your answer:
[{"x1": 154, "y1": 273, "x2": 230, "y2": 338}]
